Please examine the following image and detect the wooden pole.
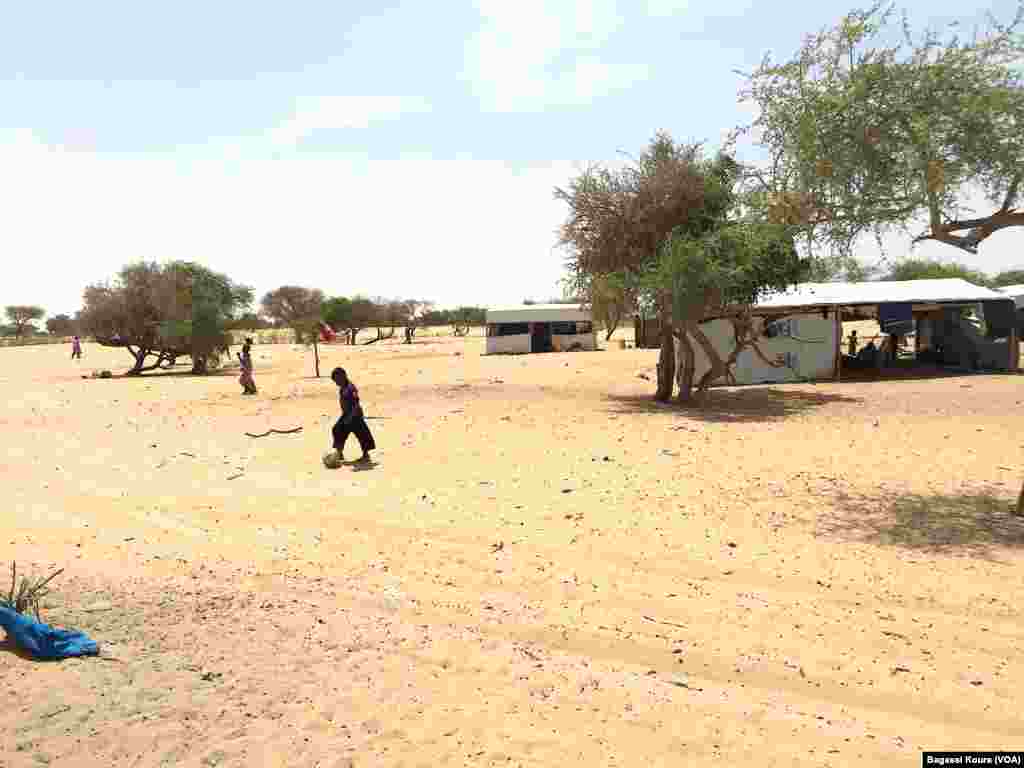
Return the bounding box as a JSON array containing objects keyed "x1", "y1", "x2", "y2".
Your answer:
[
  {"x1": 1010, "y1": 325, "x2": 1019, "y2": 372},
  {"x1": 834, "y1": 309, "x2": 842, "y2": 382}
]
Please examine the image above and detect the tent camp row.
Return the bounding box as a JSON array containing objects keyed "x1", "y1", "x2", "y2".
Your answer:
[{"x1": 633, "y1": 278, "x2": 1020, "y2": 386}]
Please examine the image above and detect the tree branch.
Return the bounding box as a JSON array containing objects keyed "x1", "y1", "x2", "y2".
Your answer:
[{"x1": 914, "y1": 207, "x2": 1024, "y2": 254}]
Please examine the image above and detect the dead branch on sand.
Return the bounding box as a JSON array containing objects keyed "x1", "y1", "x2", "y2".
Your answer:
[{"x1": 244, "y1": 427, "x2": 303, "y2": 438}]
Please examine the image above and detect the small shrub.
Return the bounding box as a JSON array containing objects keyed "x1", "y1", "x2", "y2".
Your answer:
[{"x1": 2, "y1": 562, "x2": 64, "y2": 621}]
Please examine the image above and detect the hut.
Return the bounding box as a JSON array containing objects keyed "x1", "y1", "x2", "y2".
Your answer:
[
  {"x1": 484, "y1": 304, "x2": 597, "y2": 355},
  {"x1": 643, "y1": 279, "x2": 1019, "y2": 386}
]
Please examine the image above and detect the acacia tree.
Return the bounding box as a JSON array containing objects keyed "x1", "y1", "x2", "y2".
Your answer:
[
  {"x1": 156, "y1": 262, "x2": 254, "y2": 374},
  {"x1": 347, "y1": 296, "x2": 378, "y2": 345},
  {"x1": 575, "y1": 272, "x2": 636, "y2": 341},
  {"x1": 639, "y1": 221, "x2": 809, "y2": 400},
  {"x1": 368, "y1": 299, "x2": 403, "y2": 343},
  {"x1": 45, "y1": 314, "x2": 77, "y2": 336},
  {"x1": 401, "y1": 300, "x2": 434, "y2": 343},
  {"x1": 452, "y1": 306, "x2": 485, "y2": 336},
  {"x1": 321, "y1": 296, "x2": 353, "y2": 340},
  {"x1": 737, "y1": 1, "x2": 1024, "y2": 262},
  {"x1": 260, "y1": 286, "x2": 324, "y2": 344},
  {"x1": 79, "y1": 261, "x2": 252, "y2": 375},
  {"x1": 4, "y1": 306, "x2": 44, "y2": 338},
  {"x1": 557, "y1": 133, "x2": 736, "y2": 400}
]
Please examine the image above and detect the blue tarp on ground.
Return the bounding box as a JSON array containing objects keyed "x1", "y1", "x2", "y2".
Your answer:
[{"x1": 0, "y1": 606, "x2": 99, "y2": 660}]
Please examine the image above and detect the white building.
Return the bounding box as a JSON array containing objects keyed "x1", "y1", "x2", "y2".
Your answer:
[{"x1": 484, "y1": 304, "x2": 598, "y2": 355}]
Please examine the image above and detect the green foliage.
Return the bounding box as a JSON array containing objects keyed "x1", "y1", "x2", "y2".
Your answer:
[
  {"x1": 260, "y1": 286, "x2": 324, "y2": 344},
  {"x1": 79, "y1": 260, "x2": 252, "y2": 374},
  {"x1": 321, "y1": 296, "x2": 353, "y2": 330},
  {"x1": 993, "y1": 269, "x2": 1024, "y2": 287},
  {"x1": 157, "y1": 261, "x2": 253, "y2": 372},
  {"x1": 557, "y1": 132, "x2": 736, "y2": 282},
  {"x1": 558, "y1": 131, "x2": 811, "y2": 400},
  {"x1": 738, "y1": 1, "x2": 1024, "y2": 255},
  {"x1": 879, "y1": 258, "x2": 993, "y2": 286},
  {"x1": 577, "y1": 271, "x2": 636, "y2": 339},
  {"x1": 644, "y1": 222, "x2": 810, "y2": 325},
  {"x1": 228, "y1": 312, "x2": 273, "y2": 330}
]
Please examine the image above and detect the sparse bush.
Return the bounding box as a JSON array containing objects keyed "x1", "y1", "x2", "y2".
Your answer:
[{"x1": 2, "y1": 562, "x2": 64, "y2": 621}]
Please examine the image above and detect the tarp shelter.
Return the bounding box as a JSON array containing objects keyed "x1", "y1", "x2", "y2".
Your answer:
[
  {"x1": 677, "y1": 279, "x2": 1019, "y2": 386},
  {"x1": 997, "y1": 285, "x2": 1024, "y2": 335},
  {"x1": 484, "y1": 304, "x2": 598, "y2": 355}
]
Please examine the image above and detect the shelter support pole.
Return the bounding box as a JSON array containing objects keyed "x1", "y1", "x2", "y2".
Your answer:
[
  {"x1": 1010, "y1": 327, "x2": 1019, "y2": 372},
  {"x1": 834, "y1": 309, "x2": 842, "y2": 382}
]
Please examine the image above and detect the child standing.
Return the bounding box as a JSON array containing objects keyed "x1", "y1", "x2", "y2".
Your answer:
[{"x1": 237, "y1": 338, "x2": 257, "y2": 395}]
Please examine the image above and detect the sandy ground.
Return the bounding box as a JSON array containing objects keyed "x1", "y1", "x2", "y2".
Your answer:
[{"x1": 2, "y1": 332, "x2": 1024, "y2": 767}]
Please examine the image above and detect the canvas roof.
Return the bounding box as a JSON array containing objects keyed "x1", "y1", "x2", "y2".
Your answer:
[
  {"x1": 486, "y1": 304, "x2": 592, "y2": 323},
  {"x1": 752, "y1": 278, "x2": 1012, "y2": 312},
  {"x1": 996, "y1": 284, "x2": 1024, "y2": 309}
]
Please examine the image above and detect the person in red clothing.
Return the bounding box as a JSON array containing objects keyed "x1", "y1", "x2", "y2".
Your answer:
[{"x1": 330, "y1": 367, "x2": 375, "y2": 463}]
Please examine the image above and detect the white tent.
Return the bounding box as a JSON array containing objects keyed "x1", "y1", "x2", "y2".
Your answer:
[
  {"x1": 753, "y1": 278, "x2": 1010, "y2": 311},
  {"x1": 484, "y1": 304, "x2": 597, "y2": 354}
]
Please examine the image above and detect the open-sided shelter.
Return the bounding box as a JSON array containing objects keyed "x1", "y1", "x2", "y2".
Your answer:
[
  {"x1": 997, "y1": 284, "x2": 1024, "y2": 335},
  {"x1": 484, "y1": 304, "x2": 597, "y2": 355},
  {"x1": 660, "y1": 279, "x2": 1018, "y2": 386}
]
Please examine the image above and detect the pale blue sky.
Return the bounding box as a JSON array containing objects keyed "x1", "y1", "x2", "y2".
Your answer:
[{"x1": 3, "y1": 0, "x2": 1021, "y2": 318}]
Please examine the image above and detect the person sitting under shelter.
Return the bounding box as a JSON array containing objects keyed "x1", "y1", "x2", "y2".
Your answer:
[{"x1": 843, "y1": 339, "x2": 880, "y2": 370}]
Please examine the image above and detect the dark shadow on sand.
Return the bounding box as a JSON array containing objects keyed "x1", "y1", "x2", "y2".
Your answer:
[
  {"x1": 81, "y1": 366, "x2": 239, "y2": 381},
  {"x1": 817, "y1": 488, "x2": 1024, "y2": 560},
  {"x1": 345, "y1": 459, "x2": 378, "y2": 472},
  {"x1": 604, "y1": 386, "x2": 862, "y2": 423},
  {"x1": 835, "y1": 360, "x2": 1021, "y2": 384}
]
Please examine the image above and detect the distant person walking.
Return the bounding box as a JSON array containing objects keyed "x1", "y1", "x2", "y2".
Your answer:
[
  {"x1": 237, "y1": 337, "x2": 257, "y2": 395},
  {"x1": 71, "y1": 335, "x2": 82, "y2": 359},
  {"x1": 331, "y1": 367, "x2": 375, "y2": 464}
]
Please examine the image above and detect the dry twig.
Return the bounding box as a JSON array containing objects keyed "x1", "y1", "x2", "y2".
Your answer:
[{"x1": 2, "y1": 562, "x2": 64, "y2": 621}]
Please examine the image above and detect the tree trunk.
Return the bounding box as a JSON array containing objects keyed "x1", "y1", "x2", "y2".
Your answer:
[
  {"x1": 654, "y1": 322, "x2": 675, "y2": 401},
  {"x1": 313, "y1": 337, "x2": 320, "y2": 377},
  {"x1": 690, "y1": 324, "x2": 729, "y2": 394},
  {"x1": 675, "y1": 328, "x2": 696, "y2": 402},
  {"x1": 125, "y1": 347, "x2": 172, "y2": 375},
  {"x1": 603, "y1": 307, "x2": 621, "y2": 341}
]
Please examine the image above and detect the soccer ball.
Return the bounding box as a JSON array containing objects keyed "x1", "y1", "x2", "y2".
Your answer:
[{"x1": 323, "y1": 450, "x2": 342, "y2": 469}]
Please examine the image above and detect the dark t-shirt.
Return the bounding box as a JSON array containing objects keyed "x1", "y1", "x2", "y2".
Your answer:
[{"x1": 340, "y1": 383, "x2": 361, "y2": 419}]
